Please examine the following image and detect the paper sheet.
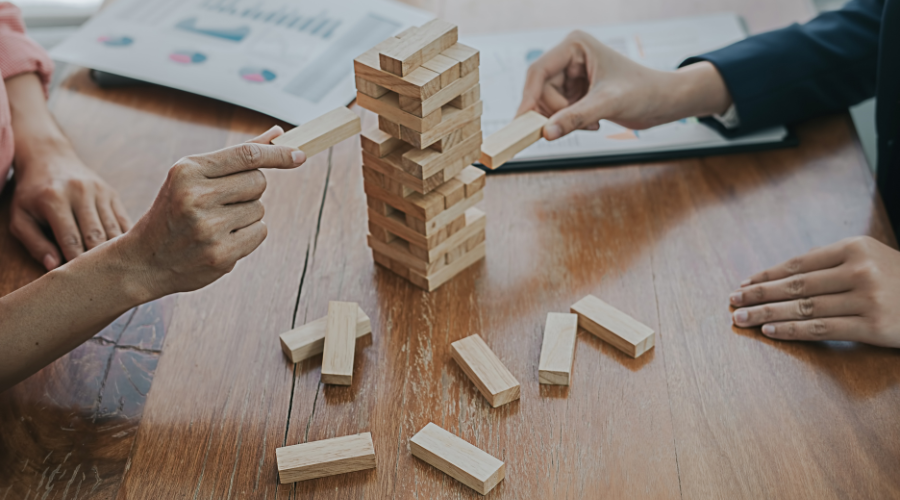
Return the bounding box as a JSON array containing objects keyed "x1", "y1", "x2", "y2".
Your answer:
[
  {"x1": 50, "y1": 0, "x2": 431, "y2": 125},
  {"x1": 462, "y1": 14, "x2": 789, "y2": 164}
]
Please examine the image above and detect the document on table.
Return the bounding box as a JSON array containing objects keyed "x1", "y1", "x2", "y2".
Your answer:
[
  {"x1": 49, "y1": 0, "x2": 432, "y2": 125},
  {"x1": 462, "y1": 14, "x2": 791, "y2": 169}
]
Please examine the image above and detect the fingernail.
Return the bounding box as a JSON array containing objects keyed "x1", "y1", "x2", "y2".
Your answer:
[
  {"x1": 740, "y1": 279, "x2": 752, "y2": 287},
  {"x1": 729, "y1": 292, "x2": 742, "y2": 306},
  {"x1": 733, "y1": 309, "x2": 748, "y2": 325},
  {"x1": 270, "y1": 125, "x2": 284, "y2": 134},
  {"x1": 43, "y1": 254, "x2": 58, "y2": 271},
  {"x1": 291, "y1": 150, "x2": 306, "y2": 164},
  {"x1": 762, "y1": 324, "x2": 775, "y2": 336},
  {"x1": 544, "y1": 123, "x2": 562, "y2": 140}
]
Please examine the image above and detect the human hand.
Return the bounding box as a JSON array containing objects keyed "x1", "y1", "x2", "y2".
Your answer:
[
  {"x1": 516, "y1": 30, "x2": 732, "y2": 141},
  {"x1": 115, "y1": 126, "x2": 305, "y2": 300},
  {"x1": 10, "y1": 144, "x2": 132, "y2": 270},
  {"x1": 729, "y1": 236, "x2": 900, "y2": 347}
]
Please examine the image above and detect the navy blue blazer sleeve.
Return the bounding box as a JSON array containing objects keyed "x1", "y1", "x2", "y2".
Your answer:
[{"x1": 681, "y1": 0, "x2": 884, "y2": 135}]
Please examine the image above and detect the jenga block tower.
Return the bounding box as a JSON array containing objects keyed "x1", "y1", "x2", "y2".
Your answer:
[{"x1": 354, "y1": 21, "x2": 486, "y2": 292}]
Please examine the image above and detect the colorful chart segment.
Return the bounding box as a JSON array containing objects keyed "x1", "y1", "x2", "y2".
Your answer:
[
  {"x1": 97, "y1": 35, "x2": 134, "y2": 47},
  {"x1": 169, "y1": 51, "x2": 207, "y2": 64},
  {"x1": 607, "y1": 130, "x2": 639, "y2": 140},
  {"x1": 239, "y1": 67, "x2": 276, "y2": 83}
]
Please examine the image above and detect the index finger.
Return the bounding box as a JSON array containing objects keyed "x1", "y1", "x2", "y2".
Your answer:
[
  {"x1": 195, "y1": 142, "x2": 305, "y2": 178},
  {"x1": 516, "y1": 38, "x2": 581, "y2": 117},
  {"x1": 742, "y1": 242, "x2": 846, "y2": 287}
]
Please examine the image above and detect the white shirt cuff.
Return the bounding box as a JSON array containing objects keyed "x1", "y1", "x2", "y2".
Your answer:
[{"x1": 713, "y1": 104, "x2": 740, "y2": 129}]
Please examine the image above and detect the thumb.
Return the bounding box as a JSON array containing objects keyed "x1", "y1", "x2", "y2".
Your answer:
[
  {"x1": 544, "y1": 94, "x2": 605, "y2": 141},
  {"x1": 9, "y1": 210, "x2": 62, "y2": 271}
]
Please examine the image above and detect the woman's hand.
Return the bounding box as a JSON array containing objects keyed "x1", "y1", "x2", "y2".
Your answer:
[
  {"x1": 115, "y1": 126, "x2": 305, "y2": 301},
  {"x1": 730, "y1": 236, "x2": 900, "y2": 347},
  {"x1": 10, "y1": 146, "x2": 131, "y2": 270},
  {"x1": 517, "y1": 30, "x2": 733, "y2": 141}
]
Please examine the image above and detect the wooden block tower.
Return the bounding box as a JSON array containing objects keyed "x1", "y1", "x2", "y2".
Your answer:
[{"x1": 354, "y1": 20, "x2": 486, "y2": 292}]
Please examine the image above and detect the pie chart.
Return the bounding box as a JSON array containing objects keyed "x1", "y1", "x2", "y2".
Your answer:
[
  {"x1": 169, "y1": 51, "x2": 207, "y2": 64},
  {"x1": 97, "y1": 35, "x2": 133, "y2": 47},
  {"x1": 239, "y1": 67, "x2": 277, "y2": 83}
]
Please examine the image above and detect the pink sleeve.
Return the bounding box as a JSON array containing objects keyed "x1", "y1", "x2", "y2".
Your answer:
[{"x1": 0, "y1": 2, "x2": 54, "y2": 96}]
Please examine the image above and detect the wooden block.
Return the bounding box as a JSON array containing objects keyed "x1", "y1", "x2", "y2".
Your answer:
[
  {"x1": 457, "y1": 166, "x2": 486, "y2": 197},
  {"x1": 403, "y1": 189, "x2": 484, "y2": 236},
  {"x1": 465, "y1": 228, "x2": 485, "y2": 251},
  {"x1": 409, "y1": 423, "x2": 505, "y2": 495},
  {"x1": 356, "y1": 91, "x2": 441, "y2": 133},
  {"x1": 366, "y1": 208, "x2": 485, "y2": 271},
  {"x1": 361, "y1": 164, "x2": 385, "y2": 188},
  {"x1": 395, "y1": 26, "x2": 417, "y2": 39},
  {"x1": 442, "y1": 43, "x2": 480, "y2": 76},
  {"x1": 399, "y1": 69, "x2": 479, "y2": 117},
  {"x1": 361, "y1": 127, "x2": 402, "y2": 158},
  {"x1": 354, "y1": 38, "x2": 441, "y2": 100},
  {"x1": 402, "y1": 128, "x2": 483, "y2": 179},
  {"x1": 368, "y1": 220, "x2": 396, "y2": 244},
  {"x1": 400, "y1": 101, "x2": 484, "y2": 149},
  {"x1": 385, "y1": 176, "x2": 415, "y2": 198},
  {"x1": 366, "y1": 197, "x2": 396, "y2": 217},
  {"x1": 321, "y1": 301, "x2": 359, "y2": 385},
  {"x1": 378, "y1": 115, "x2": 401, "y2": 138},
  {"x1": 450, "y1": 333, "x2": 519, "y2": 408},
  {"x1": 538, "y1": 313, "x2": 578, "y2": 385},
  {"x1": 378, "y1": 19, "x2": 458, "y2": 77},
  {"x1": 367, "y1": 208, "x2": 463, "y2": 250},
  {"x1": 372, "y1": 249, "x2": 394, "y2": 270},
  {"x1": 445, "y1": 238, "x2": 467, "y2": 264},
  {"x1": 272, "y1": 107, "x2": 361, "y2": 158},
  {"x1": 449, "y1": 84, "x2": 480, "y2": 110},
  {"x1": 355, "y1": 76, "x2": 387, "y2": 98},
  {"x1": 408, "y1": 242, "x2": 485, "y2": 292},
  {"x1": 570, "y1": 295, "x2": 655, "y2": 358},
  {"x1": 279, "y1": 306, "x2": 371, "y2": 363},
  {"x1": 434, "y1": 178, "x2": 465, "y2": 208},
  {"x1": 363, "y1": 177, "x2": 444, "y2": 220},
  {"x1": 430, "y1": 118, "x2": 480, "y2": 153},
  {"x1": 422, "y1": 53, "x2": 460, "y2": 88},
  {"x1": 276, "y1": 433, "x2": 376, "y2": 484},
  {"x1": 479, "y1": 110, "x2": 548, "y2": 169},
  {"x1": 362, "y1": 149, "x2": 446, "y2": 195}
]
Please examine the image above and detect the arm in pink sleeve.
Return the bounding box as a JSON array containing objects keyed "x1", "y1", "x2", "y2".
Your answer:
[{"x1": 0, "y1": 2, "x2": 54, "y2": 96}]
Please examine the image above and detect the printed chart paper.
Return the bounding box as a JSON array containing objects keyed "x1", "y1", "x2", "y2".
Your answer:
[
  {"x1": 463, "y1": 14, "x2": 789, "y2": 165},
  {"x1": 51, "y1": 0, "x2": 432, "y2": 124}
]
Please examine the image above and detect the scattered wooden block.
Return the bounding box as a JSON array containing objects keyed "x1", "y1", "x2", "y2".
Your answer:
[
  {"x1": 570, "y1": 294, "x2": 655, "y2": 358},
  {"x1": 400, "y1": 101, "x2": 483, "y2": 149},
  {"x1": 450, "y1": 333, "x2": 519, "y2": 407},
  {"x1": 356, "y1": 91, "x2": 441, "y2": 133},
  {"x1": 361, "y1": 128, "x2": 402, "y2": 158},
  {"x1": 457, "y1": 166, "x2": 486, "y2": 197},
  {"x1": 421, "y1": 53, "x2": 460, "y2": 88},
  {"x1": 272, "y1": 107, "x2": 361, "y2": 158},
  {"x1": 538, "y1": 313, "x2": 578, "y2": 385},
  {"x1": 479, "y1": 110, "x2": 547, "y2": 169},
  {"x1": 449, "y1": 84, "x2": 480, "y2": 110},
  {"x1": 442, "y1": 43, "x2": 480, "y2": 77},
  {"x1": 409, "y1": 423, "x2": 505, "y2": 495},
  {"x1": 399, "y1": 69, "x2": 480, "y2": 117},
  {"x1": 379, "y1": 19, "x2": 458, "y2": 77},
  {"x1": 354, "y1": 38, "x2": 441, "y2": 100},
  {"x1": 279, "y1": 306, "x2": 371, "y2": 363},
  {"x1": 276, "y1": 433, "x2": 376, "y2": 484},
  {"x1": 355, "y1": 76, "x2": 387, "y2": 98},
  {"x1": 321, "y1": 301, "x2": 359, "y2": 385}
]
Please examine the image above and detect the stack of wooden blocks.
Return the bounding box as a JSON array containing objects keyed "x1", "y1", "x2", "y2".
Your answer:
[{"x1": 353, "y1": 20, "x2": 487, "y2": 292}]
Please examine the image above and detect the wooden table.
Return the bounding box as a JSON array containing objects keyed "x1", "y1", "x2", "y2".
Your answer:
[{"x1": 3, "y1": 0, "x2": 900, "y2": 498}]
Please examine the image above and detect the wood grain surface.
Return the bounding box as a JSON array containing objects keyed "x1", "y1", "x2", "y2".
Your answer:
[{"x1": 3, "y1": 0, "x2": 900, "y2": 498}]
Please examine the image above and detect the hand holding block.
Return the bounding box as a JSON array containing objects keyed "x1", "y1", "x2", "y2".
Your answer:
[
  {"x1": 271, "y1": 107, "x2": 361, "y2": 158},
  {"x1": 570, "y1": 294, "x2": 655, "y2": 358},
  {"x1": 450, "y1": 334, "x2": 519, "y2": 407},
  {"x1": 479, "y1": 110, "x2": 548, "y2": 169},
  {"x1": 321, "y1": 301, "x2": 359, "y2": 385},
  {"x1": 279, "y1": 306, "x2": 371, "y2": 363},
  {"x1": 409, "y1": 423, "x2": 505, "y2": 495},
  {"x1": 538, "y1": 313, "x2": 578, "y2": 385},
  {"x1": 276, "y1": 433, "x2": 376, "y2": 484}
]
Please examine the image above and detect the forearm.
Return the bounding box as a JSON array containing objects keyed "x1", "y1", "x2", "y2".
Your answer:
[
  {"x1": 5, "y1": 72, "x2": 72, "y2": 165},
  {"x1": 653, "y1": 61, "x2": 733, "y2": 125},
  {"x1": 0, "y1": 237, "x2": 154, "y2": 392}
]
